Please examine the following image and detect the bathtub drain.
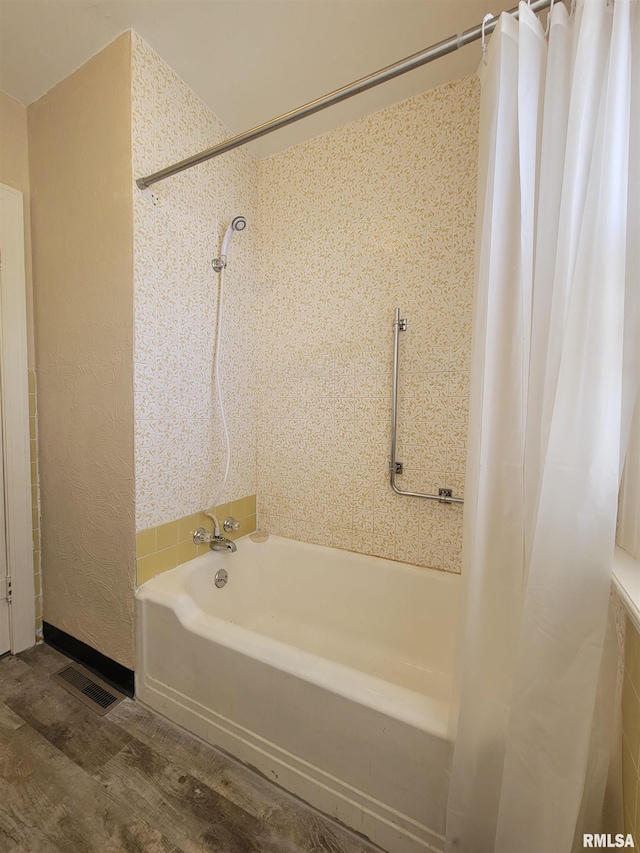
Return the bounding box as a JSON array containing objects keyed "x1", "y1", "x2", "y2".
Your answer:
[{"x1": 214, "y1": 568, "x2": 228, "y2": 588}]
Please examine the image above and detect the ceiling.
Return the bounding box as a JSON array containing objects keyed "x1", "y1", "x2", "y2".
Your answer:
[{"x1": 0, "y1": 0, "x2": 516, "y2": 159}]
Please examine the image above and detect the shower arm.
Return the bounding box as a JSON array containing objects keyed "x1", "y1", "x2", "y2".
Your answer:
[
  {"x1": 390, "y1": 308, "x2": 464, "y2": 505},
  {"x1": 135, "y1": 0, "x2": 555, "y2": 190}
]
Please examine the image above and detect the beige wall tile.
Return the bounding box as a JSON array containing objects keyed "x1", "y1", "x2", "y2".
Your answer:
[
  {"x1": 622, "y1": 674, "x2": 640, "y2": 765},
  {"x1": 136, "y1": 554, "x2": 156, "y2": 586},
  {"x1": 627, "y1": 616, "x2": 640, "y2": 694},
  {"x1": 624, "y1": 618, "x2": 640, "y2": 845},
  {"x1": 136, "y1": 528, "x2": 156, "y2": 558},
  {"x1": 155, "y1": 546, "x2": 178, "y2": 574},
  {"x1": 230, "y1": 498, "x2": 246, "y2": 520},
  {"x1": 214, "y1": 504, "x2": 231, "y2": 526},
  {"x1": 623, "y1": 674, "x2": 640, "y2": 764},
  {"x1": 156, "y1": 521, "x2": 179, "y2": 550},
  {"x1": 177, "y1": 540, "x2": 198, "y2": 565},
  {"x1": 623, "y1": 737, "x2": 637, "y2": 827}
]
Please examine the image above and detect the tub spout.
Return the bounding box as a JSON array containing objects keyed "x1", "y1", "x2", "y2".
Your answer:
[
  {"x1": 210, "y1": 535, "x2": 237, "y2": 553},
  {"x1": 193, "y1": 527, "x2": 237, "y2": 553}
]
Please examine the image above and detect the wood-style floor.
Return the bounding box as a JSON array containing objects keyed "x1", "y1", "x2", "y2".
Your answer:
[{"x1": 0, "y1": 644, "x2": 382, "y2": 853}]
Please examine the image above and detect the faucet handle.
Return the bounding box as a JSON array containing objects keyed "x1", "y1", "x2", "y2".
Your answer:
[
  {"x1": 193, "y1": 527, "x2": 212, "y2": 544},
  {"x1": 223, "y1": 517, "x2": 241, "y2": 533}
]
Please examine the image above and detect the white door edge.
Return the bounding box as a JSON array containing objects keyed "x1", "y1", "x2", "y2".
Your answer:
[
  {"x1": 0, "y1": 310, "x2": 9, "y2": 656},
  {"x1": 0, "y1": 183, "x2": 35, "y2": 653}
]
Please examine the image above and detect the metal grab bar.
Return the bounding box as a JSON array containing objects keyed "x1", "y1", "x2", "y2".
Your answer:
[{"x1": 389, "y1": 307, "x2": 464, "y2": 504}]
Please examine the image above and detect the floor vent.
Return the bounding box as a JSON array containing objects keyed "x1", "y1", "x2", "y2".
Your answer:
[{"x1": 51, "y1": 663, "x2": 126, "y2": 716}]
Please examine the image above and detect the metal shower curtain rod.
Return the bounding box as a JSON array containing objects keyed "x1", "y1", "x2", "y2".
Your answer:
[{"x1": 135, "y1": 0, "x2": 555, "y2": 189}]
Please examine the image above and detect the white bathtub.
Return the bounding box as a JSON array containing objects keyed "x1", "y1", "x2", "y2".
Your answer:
[{"x1": 136, "y1": 535, "x2": 460, "y2": 853}]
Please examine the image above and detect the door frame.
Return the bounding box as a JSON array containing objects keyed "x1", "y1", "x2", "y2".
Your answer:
[{"x1": 0, "y1": 183, "x2": 35, "y2": 653}]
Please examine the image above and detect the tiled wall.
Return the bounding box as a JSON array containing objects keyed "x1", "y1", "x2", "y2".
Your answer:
[
  {"x1": 623, "y1": 614, "x2": 640, "y2": 842},
  {"x1": 135, "y1": 494, "x2": 256, "y2": 585},
  {"x1": 28, "y1": 369, "x2": 42, "y2": 638},
  {"x1": 132, "y1": 33, "x2": 259, "y2": 533},
  {"x1": 255, "y1": 76, "x2": 479, "y2": 572}
]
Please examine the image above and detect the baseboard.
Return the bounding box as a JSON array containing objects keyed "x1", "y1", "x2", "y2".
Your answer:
[
  {"x1": 43, "y1": 622, "x2": 135, "y2": 697},
  {"x1": 138, "y1": 673, "x2": 445, "y2": 853}
]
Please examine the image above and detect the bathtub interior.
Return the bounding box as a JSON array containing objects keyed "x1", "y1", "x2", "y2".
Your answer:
[{"x1": 152, "y1": 535, "x2": 459, "y2": 698}]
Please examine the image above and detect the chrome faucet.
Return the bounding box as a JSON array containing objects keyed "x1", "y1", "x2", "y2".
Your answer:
[
  {"x1": 211, "y1": 536, "x2": 237, "y2": 553},
  {"x1": 213, "y1": 517, "x2": 241, "y2": 551},
  {"x1": 193, "y1": 527, "x2": 237, "y2": 553}
]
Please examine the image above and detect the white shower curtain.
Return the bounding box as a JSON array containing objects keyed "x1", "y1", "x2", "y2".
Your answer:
[{"x1": 446, "y1": 1, "x2": 640, "y2": 851}]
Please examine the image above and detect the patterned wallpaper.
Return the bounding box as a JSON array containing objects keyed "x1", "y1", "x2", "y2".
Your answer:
[
  {"x1": 132, "y1": 33, "x2": 259, "y2": 531},
  {"x1": 131, "y1": 30, "x2": 478, "y2": 572},
  {"x1": 256, "y1": 76, "x2": 479, "y2": 572}
]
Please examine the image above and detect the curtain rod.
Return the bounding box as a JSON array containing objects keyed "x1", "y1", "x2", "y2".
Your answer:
[{"x1": 136, "y1": 0, "x2": 554, "y2": 189}]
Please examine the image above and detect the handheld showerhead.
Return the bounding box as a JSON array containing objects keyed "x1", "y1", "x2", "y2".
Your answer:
[
  {"x1": 214, "y1": 215, "x2": 247, "y2": 270},
  {"x1": 208, "y1": 215, "x2": 247, "y2": 527}
]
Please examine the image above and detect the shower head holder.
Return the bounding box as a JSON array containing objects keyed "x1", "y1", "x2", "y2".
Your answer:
[{"x1": 212, "y1": 215, "x2": 246, "y2": 273}]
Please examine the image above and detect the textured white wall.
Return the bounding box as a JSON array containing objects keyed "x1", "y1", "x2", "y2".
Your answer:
[
  {"x1": 132, "y1": 33, "x2": 259, "y2": 532},
  {"x1": 29, "y1": 33, "x2": 136, "y2": 667},
  {"x1": 256, "y1": 77, "x2": 479, "y2": 572}
]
